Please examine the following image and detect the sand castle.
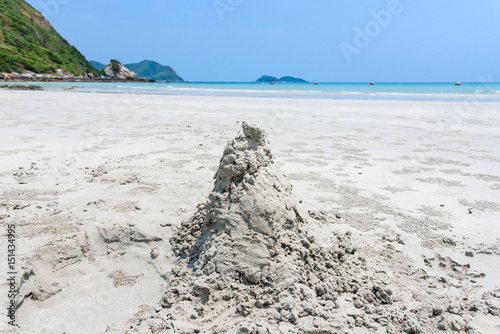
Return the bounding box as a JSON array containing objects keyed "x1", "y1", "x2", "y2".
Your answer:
[
  {"x1": 129, "y1": 122, "x2": 500, "y2": 334},
  {"x1": 129, "y1": 122, "x2": 359, "y2": 333}
]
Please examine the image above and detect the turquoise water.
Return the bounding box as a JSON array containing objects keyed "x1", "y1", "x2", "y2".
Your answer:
[{"x1": 7, "y1": 81, "x2": 500, "y2": 101}]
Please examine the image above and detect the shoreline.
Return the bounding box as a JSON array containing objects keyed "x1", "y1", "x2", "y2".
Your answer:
[
  {"x1": 3, "y1": 87, "x2": 500, "y2": 103},
  {"x1": 2, "y1": 81, "x2": 500, "y2": 103}
]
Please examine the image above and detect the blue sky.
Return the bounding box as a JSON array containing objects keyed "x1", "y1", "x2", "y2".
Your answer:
[{"x1": 27, "y1": 0, "x2": 500, "y2": 82}]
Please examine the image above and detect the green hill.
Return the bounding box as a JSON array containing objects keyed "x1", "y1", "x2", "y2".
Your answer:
[
  {"x1": 278, "y1": 76, "x2": 308, "y2": 83},
  {"x1": 90, "y1": 60, "x2": 107, "y2": 71},
  {"x1": 0, "y1": 0, "x2": 98, "y2": 75},
  {"x1": 256, "y1": 75, "x2": 278, "y2": 83},
  {"x1": 124, "y1": 60, "x2": 183, "y2": 82}
]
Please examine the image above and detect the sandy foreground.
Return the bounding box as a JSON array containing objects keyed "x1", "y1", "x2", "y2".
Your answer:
[{"x1": 0, "y1": 90, "x2": 499, "y2": 333}]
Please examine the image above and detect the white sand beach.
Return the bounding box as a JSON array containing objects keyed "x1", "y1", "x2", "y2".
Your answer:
[{"x1": 1, "y1": 90, "x2": 499, "y2": 333}]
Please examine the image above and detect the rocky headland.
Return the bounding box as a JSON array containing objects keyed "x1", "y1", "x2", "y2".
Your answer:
[{"x1": 0, "y1": 66, "x2": 152, "y2": 83}]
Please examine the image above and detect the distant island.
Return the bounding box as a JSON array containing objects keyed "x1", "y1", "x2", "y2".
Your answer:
[{"x1": 256, "y1": 75, "x2": 308, "y2": 83}]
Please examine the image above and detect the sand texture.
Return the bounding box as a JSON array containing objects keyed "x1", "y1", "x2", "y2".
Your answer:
[{"x1": 0, "y1": 91, "x2": 499, "y2": 333}]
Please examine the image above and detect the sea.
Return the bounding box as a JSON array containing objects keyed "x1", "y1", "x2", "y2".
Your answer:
[{"x1": 8, "y1": 81, "x2": 500, "y2": 102}]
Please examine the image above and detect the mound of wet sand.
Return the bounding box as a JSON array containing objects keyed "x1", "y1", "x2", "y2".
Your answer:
[{"x1": 130, "y1": 122, "x2": 499, "y2": 334}]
